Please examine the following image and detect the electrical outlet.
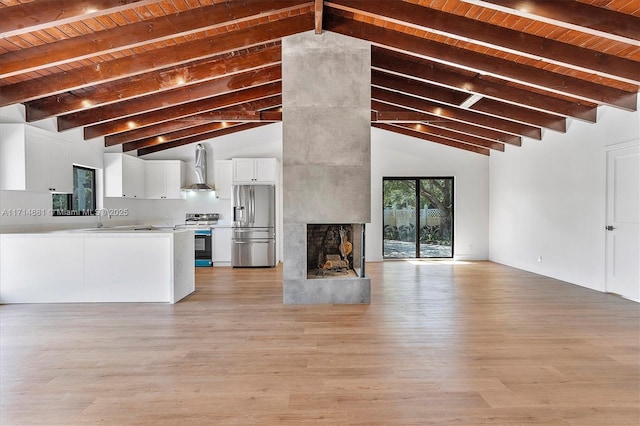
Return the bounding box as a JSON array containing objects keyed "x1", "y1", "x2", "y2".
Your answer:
[
  {"x1": 537, "y1": 256, "x2": 542, "y2": 262},
  {"x1": 468, "y1": 244, "x2": 473, "y2": 252}
]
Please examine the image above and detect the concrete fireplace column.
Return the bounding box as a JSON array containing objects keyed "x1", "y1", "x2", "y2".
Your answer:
[{"x1": 282, "y1": 31, "x2": 371, "y2": 304}]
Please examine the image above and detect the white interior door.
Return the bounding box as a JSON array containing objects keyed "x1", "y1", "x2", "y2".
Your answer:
[{"x1": 605, "y1": 143, "x2": 640, "y2": 302}]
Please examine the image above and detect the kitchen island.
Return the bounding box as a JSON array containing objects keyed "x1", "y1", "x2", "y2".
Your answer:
[{"x1": 0, "y1": 227, "x2": 194, "y2": 304}]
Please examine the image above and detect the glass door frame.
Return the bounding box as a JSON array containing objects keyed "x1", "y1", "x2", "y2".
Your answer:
[{"x1": 382, "y1": 176, "x2": 454, "y2": 259}]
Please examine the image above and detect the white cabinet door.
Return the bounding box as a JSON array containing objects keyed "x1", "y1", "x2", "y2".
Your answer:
[
  {"x1": 122, "y1": 154, "x2": 145, "y2": 198},
  {"x1": 232, "y1": 158, "x2": 278, "y2": 184},
  {"x1": 232, "y1": 158, "x2": 256, "y2": 183},
  {"x1": 49, "y1": 140, "x2": 73, "y2": 193},
  {"x1": 24, "y1": 133, "x2": 50, "y2": 192},
  {"x1": 213, "y1": 227, "x2": 232, "y2": 264},
  {"x1": 145, "y1": 160, "x2": 184, "y2": 199},
  {"x1": 254, "y1": 158, "x2": 278, "y2": 183},
  {"x1": 214, "y1": 160, "x2": 233, "y2": 199},
  {"x1": 105, "y1": 153, "x2": 145, "y2": 198},
  {"x1": 21, "y1": 128, "x2": 73, "y2": 193},
  {"x1": 163, "y1": 161, "x2": 185, "y2": 199},
  {"x1": 145, "y1": 161, "x2": 166, "y2": 199}
]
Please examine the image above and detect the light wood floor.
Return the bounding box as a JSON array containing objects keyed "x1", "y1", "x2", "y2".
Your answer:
[{"x1": 1, "y1": 261, "x2": 638, "y2": 425}]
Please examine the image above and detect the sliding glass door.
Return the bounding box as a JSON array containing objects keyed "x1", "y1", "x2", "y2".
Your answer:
[{"x1": 383, "y1": 177, "x2": 453, "y2": 259}]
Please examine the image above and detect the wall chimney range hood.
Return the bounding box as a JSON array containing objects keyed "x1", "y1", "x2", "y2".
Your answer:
[{"x1": 182, "y1": 144, "x2": 215, "y2": 192}]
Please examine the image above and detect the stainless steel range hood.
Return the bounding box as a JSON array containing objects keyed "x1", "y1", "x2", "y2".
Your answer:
[{"x1": 182, "y1": 144, "x2": 215, "y2": 192}]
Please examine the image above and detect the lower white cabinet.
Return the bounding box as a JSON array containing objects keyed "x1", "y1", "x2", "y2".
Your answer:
[
  {"x1": 0, "y1": 230, "x2": 194, "y2": 304},
  {"x1": 145, "y1": 160, "x2": 185, "y2": 199},
  {"x1": 213, "y1": 227, "x2": 232, "y2": 265}
]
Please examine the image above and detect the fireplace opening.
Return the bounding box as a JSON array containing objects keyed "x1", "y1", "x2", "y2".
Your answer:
[{"x1": 307, "y1": 224, "x2": 365, "y2": 279}]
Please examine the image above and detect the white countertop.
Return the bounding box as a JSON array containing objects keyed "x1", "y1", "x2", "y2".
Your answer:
[{"x1": 2, "y1": 225, "x2": 192, "y2": 236}]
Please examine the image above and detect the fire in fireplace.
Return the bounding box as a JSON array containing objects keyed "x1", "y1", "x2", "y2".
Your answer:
[{"x1": 307, "y1": 224, "x2": 365, "y2": 279}]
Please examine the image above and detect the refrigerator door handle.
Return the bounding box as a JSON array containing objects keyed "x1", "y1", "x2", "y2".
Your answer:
[{"x1": 250, "y1": 186, "x2": 256, "y2": 224}]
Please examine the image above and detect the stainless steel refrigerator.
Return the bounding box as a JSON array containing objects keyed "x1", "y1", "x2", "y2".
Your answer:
[{"x1": 231, "y1": 184, "x2": 276, "y2": 267}]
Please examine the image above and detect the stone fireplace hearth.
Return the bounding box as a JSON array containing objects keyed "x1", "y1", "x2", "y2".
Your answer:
[{"x1": 282, "y1": 31, "x2": 371, "y2": 304}]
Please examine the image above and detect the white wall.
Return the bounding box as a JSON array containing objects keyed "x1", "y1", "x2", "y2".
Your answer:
[
  {"x1": 369, "y1": 127, "x2": 490, "y2": 261},
  {"x1": 489, "y1": 102, "x2": 640, "y2": 291}
]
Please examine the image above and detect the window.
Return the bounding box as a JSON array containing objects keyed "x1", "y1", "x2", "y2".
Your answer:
[
  {"x1": 52, "y1": 166, "x2": 96, "y2": 216},
  {"x1": 383, "y1": 177, "x2": 454, "y2": 259}
]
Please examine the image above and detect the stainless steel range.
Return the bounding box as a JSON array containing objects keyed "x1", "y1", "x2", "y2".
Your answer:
[{"x1": 182, "y1": 213, "x2": 219, "y2": 267}]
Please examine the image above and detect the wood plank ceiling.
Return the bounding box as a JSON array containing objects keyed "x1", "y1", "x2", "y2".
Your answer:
[{"x1": 1, "y1": 0, "x2": 638, "y2": 156}]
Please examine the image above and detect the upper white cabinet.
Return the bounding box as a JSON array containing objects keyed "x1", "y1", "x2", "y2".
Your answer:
[
  {"x1": 214, "y1": 160, "x2": 233, "y2": 199},
  {"x1": 145, "y1": 160, "x2": 185, "y2": 199},
  {"x1": 0, "y1": 124, "x2": 73, "y2": 193},
  {"x1": 232, "y1": 158, "x2": 278, "y2": 184},
  {"x1": 104, "y1": 153, "x2": 145, "y2": 198}
]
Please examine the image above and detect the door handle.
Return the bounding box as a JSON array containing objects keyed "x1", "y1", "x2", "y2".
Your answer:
[{"x1": 605, "y1": 225, "x2": 616, "y2": 231}]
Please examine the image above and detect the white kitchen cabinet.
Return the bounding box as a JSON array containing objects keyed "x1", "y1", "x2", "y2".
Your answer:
[
  {"x1": 145, "y1": 160, "x2": 185, "y2": 199},
  {"x1": 214, "y1": 160, "x2": 233, "y2": 199},
  {"x1": 48, "y1": 139, "x2": 72, "y2": 193},
  {"x1": 232, "y1": 158, "x2": 278, "y2": 184},
  {"x1": 0, "y1": 230, "x2": 194, "y2": 304},
  {"x1": 0, "y1": 123, "x2": 73, "y2": 193},
  {"x1": 213, "y1": 227, "x2": 232, "y2": 265},
  {"x1": 104, "y1": 153, "x2": 145, "y2": 198}
]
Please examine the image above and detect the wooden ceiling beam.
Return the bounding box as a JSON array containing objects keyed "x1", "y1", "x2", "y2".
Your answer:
[
  {"x1": 391, "y1": 122, "x2": 505, "y2": 152},
  {"x1": 82, "y1": 81, "x2": 282, "y2": 139},
  {"x1": 461, "y1": 0, "x2": 640, "y2": 46},
  {"x1": 327, "y1": 0, "x2": 639, "y2": 84},
  {"x1": 123, "y1": 108, "x2": 281, "y2": 152},
  {"x1": 25, "y1": 44, "x2": 282, "y2": 122},
  {"x1": 137, "y1": 123, "x2": 272, "y2": 156},
  {"x1": 0, "y1": 0, "x2": 311, "y2": 78},
  {"x1": 0, "y1": 0, "x2": 158, "y2": 38},
  {"x1": 372, "y1": 70, "x2": 469, "y2": 106},
  {"x1": 372, "y1": 101, "x2": 521, "y2": 146},
  {"x1": 0, "y1": 14, "x2": 312, "y2": 107},
  {"x1": 106, "y1": 97, "x2": 282, "y2": 146},
  {"x1": 59, "y1": 65, "x2": 282, "y2": 132},
  {"x1": 371, "y1": 46, "x2": 597, "y2": 123},
  {"x1": 123, "y1": 109, "x2": 283, "y2": 151},
  {"x1": 372, "y1": 69, "x2": 566, "y2": 132},
  {"x1": 372, "y1": 86, "x2": 542, "y2": 140},
  {"x1": 27, "y1": 44, "x2": 282, "y2": 122},
  {"x1": 124, "y1": 122, "x2": 243, "y2": 152},
  {"x1": 325, "y1": 12, "x2": 638, "y2": 110},
  {"x1": 373, "y1": 123, "x2": 490, "y2": 156},
  {"x1": 315, "y1": 0, "x2": 324, "y2": 34}
]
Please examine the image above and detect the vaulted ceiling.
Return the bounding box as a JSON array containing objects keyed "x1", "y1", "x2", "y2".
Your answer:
[{"x1": 1, "y1": 0, "x2": 638, "y2": 156}]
